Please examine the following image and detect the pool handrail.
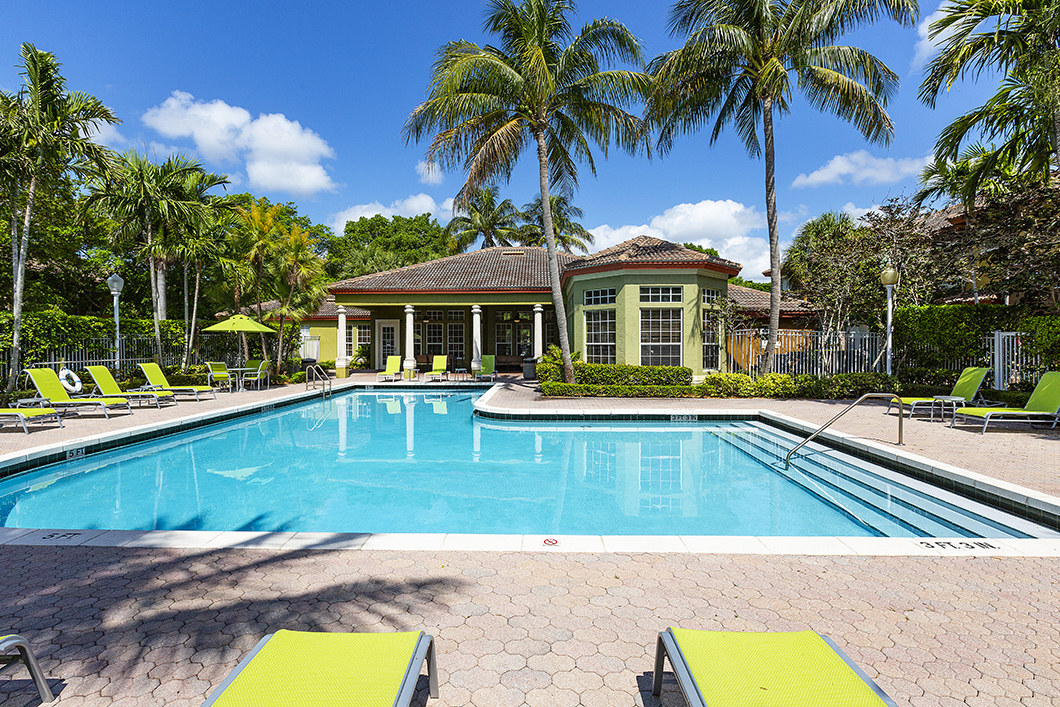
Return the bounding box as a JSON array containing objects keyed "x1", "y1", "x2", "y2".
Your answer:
[
  {"x1": 784, "y1": 392, "x2": 903, "y2": 469},
  {"x1": 306, "y1": 364, "x2": 332, "y2": 398}
]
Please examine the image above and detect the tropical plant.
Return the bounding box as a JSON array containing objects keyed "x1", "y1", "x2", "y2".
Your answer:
[
  {"x1": 1, "y1": 43, "x2": 117, "y2": 392},
  {"x1": 919, "y1": 0, "x2": 1060, "y2": 175},
  {"x1": 87, "y1": 152, "x2": 209, "y2": 358},
  {"x1": 403, "y1": 0, "x2": 651, "y2": 383},
  {"x1": 518, "y1": 194, "x2": 595, "y2": 253},
  {"x1": 646, "y1": 0, "x2": 917, "y2": 374},
  {"x1": 269, "y1": 223, "x2": 327, "y2": 373},
  {"x1": 447, "y1": 185, "x2": 522, "y2": 250}
]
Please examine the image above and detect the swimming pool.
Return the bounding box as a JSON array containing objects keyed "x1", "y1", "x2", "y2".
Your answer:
[{"x1": 0, "y1": 391, "x2": 1052, "y2": 538}]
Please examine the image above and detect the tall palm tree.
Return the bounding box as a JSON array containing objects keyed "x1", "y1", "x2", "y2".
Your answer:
[
  {"x1": 920, "y1": 0, "x2": 1060, "y2": 174},
  {"x1": 2, "y1": 43, "x2": 117, "y2": 391},
  {"x1": 646, "y1": 0, "x2": 917, "y2": 374},
  {"x1": 87, "y1": 152, "x2": 207, "y2": 358},
  {"x1": 446, "y1": 186, "x2": 522, "y2": 251},
  {"x1": 270, "y1": 224, "x2": 327, "y2": 373},
  {"x1": 518, "y1": 194, "x2": 595, "y2": 253},
  {"x1": 404, "y1": 0, "x2": 651, "y2": 382}
]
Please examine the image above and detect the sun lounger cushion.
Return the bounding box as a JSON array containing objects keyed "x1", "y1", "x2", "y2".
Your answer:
[
  {"x1": 658, "y1": 629, "x2": 894, "y2": 707},
  {"x1": 203, "y1": 630, "x2": 436, "y2": 707}
]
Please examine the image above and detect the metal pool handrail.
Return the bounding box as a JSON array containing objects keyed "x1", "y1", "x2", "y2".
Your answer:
[
  {"x1": 306, "y1": 364, "x2": 332, "y2": 398},
  {"x1": 784, "y1": 392, "x2": 903, "y2": 469}
]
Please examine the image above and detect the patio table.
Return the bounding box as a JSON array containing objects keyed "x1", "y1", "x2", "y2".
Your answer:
[
  {"x1": 227, "y1": 367, "x2": 257, "y2": 392},
  {"x1": 932, "y1": 395, "x2": 965, "y2": 422}
]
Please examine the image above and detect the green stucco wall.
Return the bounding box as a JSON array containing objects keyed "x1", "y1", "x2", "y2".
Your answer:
[{"x1": 563, "y1": 269, "x2": 728, "y2": 375}]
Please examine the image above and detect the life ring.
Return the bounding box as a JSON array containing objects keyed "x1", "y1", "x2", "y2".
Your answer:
[{"x1": 59, "y1": 368, "x2": 83, "y2": 394}]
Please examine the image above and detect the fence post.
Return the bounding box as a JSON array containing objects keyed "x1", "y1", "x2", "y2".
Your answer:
[{"x1": 992, "y1": 330, "x2": 1006, "y2": 391}]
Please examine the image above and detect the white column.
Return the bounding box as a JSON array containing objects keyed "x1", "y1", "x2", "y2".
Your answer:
[
  {"x1": 335, "y1": 306, "x2": 348, "y2": 374},
  {"x1": 471, "y1": 304, "x2": 483, "y2": 372},
  {"x1": 533, "y1": 304, "x2": 544, "y2": 360},
  {"x1": 403, "y1": 305, "x2": 416, "y2": 379}
]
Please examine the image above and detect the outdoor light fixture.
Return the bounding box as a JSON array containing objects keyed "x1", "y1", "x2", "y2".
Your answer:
[
  {"x1": 880, "y1": 265, "x2": 898, "y2": 375},
  {"x1": 106, "y1": 273, "x2": 124, "y2": 371}
]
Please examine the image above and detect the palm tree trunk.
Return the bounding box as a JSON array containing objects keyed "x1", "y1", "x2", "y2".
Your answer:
[
  {"x1": 146, "y1": 222, "x2": 164, "y2": 361},
  {"x1": 5, "y1": 174, "x2": 37, "y2": 393},
  {"x1": 535, "y1": 129, "x2": 575, "y2": 383},
  {"x1": 183, "y1": 259, "x2": 201, "y2": 370},
  {"x1": 760, "y1": 97, "x2": 781, "y2": 377},
  {"x1": 156, "y1": 265, "x2": 167, "y2": 321}
]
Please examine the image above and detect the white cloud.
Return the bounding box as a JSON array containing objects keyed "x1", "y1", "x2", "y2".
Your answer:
[
  {"x1": 778, "y1": 204, "x2": 809, "y2": 224},
  {"x1": 415, "y1": 160, "x2": 443, "y2": 186},
  {"x1": 87, "y1": 121, "x2": 127, "y2": 148},
  {"x1": 142, "y1": 91, "x2": 336, "y2": 197},
  {"x1": 792, "y1": 150, "x2": 930, "y2": 188},
  {"x1": 328, "y1": 194, "x2": 455, "y2": 234},
  {"x1": 590, "y1": 199, "x2": 774, "y2": 278},
  {"x1": 913, "y1": 5, "x2": 954, "y2": 69},
  {"x1": 842, "y1": 202, "x2": 879, "y2": 220}
]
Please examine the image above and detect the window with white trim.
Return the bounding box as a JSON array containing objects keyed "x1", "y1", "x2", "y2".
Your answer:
[
  {"x1": 585, "y1": 310, "x2": 616, "y2": 364},
  {"x1": 584, "y1": 288, "x2": 616, "y2": 305},
  {"x1": 426, "y1": 322, "x2": 444, "y2": 355},
  {"x1": 702, "y1": 288, "x2": 722, "y2": 304},
  {"x1": 425, "y1": 310, "x2": 443, "y2": 321},
  {"x1": 640, "y1": 286, "x2": 683, "y2": 303},
  {"x1": 447, "y1": 309, "x2": 465, "y2": 320},
  {"x1": 346, "y1": 323, "x2": 371, "y2": 358},
  {"x1": 640, "y1": 308, "x2": 682, "y2": 366},
  {"x1": 448, "y1": 323, "x2": 465, "y2": 361},
  {"x1": 702, "y1": 313, "x2": 720, "y2": 370}
]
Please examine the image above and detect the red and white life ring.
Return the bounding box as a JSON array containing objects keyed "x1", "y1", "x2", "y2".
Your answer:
[{"x1": 59, "y1": 368, "x2": 83, "y2": 394}]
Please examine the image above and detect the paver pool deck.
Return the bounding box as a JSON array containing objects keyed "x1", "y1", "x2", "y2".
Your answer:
[{"x1": 1, "y1": 376, "x2": 1058, "y2": 706}]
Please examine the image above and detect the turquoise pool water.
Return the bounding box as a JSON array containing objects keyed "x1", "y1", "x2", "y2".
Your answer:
[{"x1": 0, "y1": 391, "x2": 1049, "y2": 537}]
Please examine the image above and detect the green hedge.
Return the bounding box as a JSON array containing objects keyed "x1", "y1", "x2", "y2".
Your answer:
[
  {"x1": 537, "y1": 361, "x2": 693, "y2": 385},
  {"x1": 543, "y1": 372, "x2": 900, "y2": 399},
  {"x1": 1022, "y1": 316, "x2": 1060, "y2": 368},
  {"x1": 0, "y1": 309, "x2": 189, "y2": 363},
  {"x1": 893, "y1": 304, "x2": 1014, "y2": 366}
]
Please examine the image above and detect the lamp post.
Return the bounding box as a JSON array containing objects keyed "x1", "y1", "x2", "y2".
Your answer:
[
  {"x1": 107, "y1": 273, "x2": 124, "y2": 371},
  {"x1": 880, "y1": 266, "x2": 898, "y2": 375}
]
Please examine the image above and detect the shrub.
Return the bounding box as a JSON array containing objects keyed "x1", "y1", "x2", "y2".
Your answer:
[
  {"x1": 893, "y1": 304, "x2": 1014, "y2": 367},
  {"x1": 1021, "y1": 316, "x2": 1060, "y2": 368},
  {"x1": 289, "y1": 371, "x2": 307, "y2": 384},
  {"x1": 537, "y1": 361, "x2": 692, "y2": 386},
  {"x1": 540, "y1": 383, "x2": 700, "y2": 398},
  {"x1": 318, "y1": 360, "x2": 336, "y2": 370},
  {"x1": 697, "y1": 373, "x2": 756, "y2": 398}
]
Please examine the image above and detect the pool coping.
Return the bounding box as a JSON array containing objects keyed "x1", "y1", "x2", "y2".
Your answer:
[{"x1": 2, "y1": 384, "x2": 1059, "y2": 557}]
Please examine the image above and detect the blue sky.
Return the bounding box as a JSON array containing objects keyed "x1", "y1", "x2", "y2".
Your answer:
[{"x1": 4, "y1": 0, "x2": 997, "y2": 280}]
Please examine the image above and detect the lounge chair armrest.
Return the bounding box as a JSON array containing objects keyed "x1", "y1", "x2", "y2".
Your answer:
[
  {"x1": 15, "y1": 397, "x2": 48, "y2": 407},
  {"x1": 979, "y1": 400, "x2": 1008, "y2": 407}
]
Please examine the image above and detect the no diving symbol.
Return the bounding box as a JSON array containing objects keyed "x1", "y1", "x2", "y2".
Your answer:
[{"x1": 543, "y1": 538, "x2": 559, "y2": 546}]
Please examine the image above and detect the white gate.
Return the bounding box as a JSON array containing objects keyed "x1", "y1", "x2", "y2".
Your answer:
[{"x1": 991, "y1": 332, "x2": 1042, "y2": 391}]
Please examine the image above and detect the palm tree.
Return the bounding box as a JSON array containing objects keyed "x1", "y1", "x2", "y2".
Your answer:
[
  {"x1": 919, "y1": 0, "x2": 1060, "y2": 174},
  {"x1": 2, "y1": 43, "x2": 117, "y2": 392},
  {"x1": 446, "y1": 186, "x2": 522, "y2": 251},
  {"x1": 404, "y1": 0, "x2": 651, "y2": 382},
  {"x1": 518, "y1": 194, "x2": 595, "y2": 253},
  {"x1": 270, "y1": 224, "x2": 327, "y2": 373},
  {"x1": 646, "y1": 0, "x2": 917, "y2": 374},
  {"x1": 87, "y1": 152, "x2": 208, "y2": 358}
]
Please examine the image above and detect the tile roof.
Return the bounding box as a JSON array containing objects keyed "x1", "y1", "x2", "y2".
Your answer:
[
  {"x1": 728, "y1": 284, "x2": 816, "y2": 316},
  {"x1": 330, "y1": 247, "x2": 580, "y2": 292},
  {"x1": 305, "y1": 295, "x2": 370, "y2": 320},
  {"x1": 563, "y1": 235, "x2": 741, "y2": 274}
]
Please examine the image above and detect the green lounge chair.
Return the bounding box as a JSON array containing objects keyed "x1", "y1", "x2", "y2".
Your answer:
[
  {"x1": 23, "y1": 368, "x2": 132, "y2": 419},
  {"x1": 377, "y1": 355, "x2": 402, "y2": 382},
  {"x1": 474, "y1": 355, "x2": 496, "y2": 382},
  {"x1": 207, "y1": 362, "x2": 233, "y2": 393},
  {"x1": 653, "y1": 628, "x2": 896, "y2": 707},
  {"x1": 84, "y1": 365, "x2": 176, "y2": 409},
  {"x1": 139, "y1": 362, "x2": 216, "y2": 401},
  {"x1": 0, "y1": 408, "x2": 63, "y2": 434},
  {"x1": 951, "y1": 371, "x2": 1060, "y2": 434},
  {"x1": 886, "y1": 366, "x2": 990, "y2": 419},
  {"x1": 425, "y1": 355, "x2": 448, "y2": 382},
  {"x1": 1, "y1": 633, "x2": 55, "y2": 703},
  {"x1": 200, "y1": 629, "x2": 437, "y2": 707}
]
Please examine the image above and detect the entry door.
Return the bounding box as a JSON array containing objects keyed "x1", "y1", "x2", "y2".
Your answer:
[{"x1": 375, "y1": 319, "x2": 399, "y2": 366}]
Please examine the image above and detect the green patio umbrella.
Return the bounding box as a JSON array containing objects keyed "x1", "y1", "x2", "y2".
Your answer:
[{"x1": 202, "y1": 314, "x2": 277, "y2": 333}]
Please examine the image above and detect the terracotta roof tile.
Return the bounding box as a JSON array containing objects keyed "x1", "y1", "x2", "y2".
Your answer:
[
  {"x1": 330, "y1": 247, "x2": 580, "y2": 292},
  {"x1": 564, "y1": 235, "x2": 741, "y2": 273},
  {"x1": 305, "y1": 295, "x2": 370, "y2": 320},
  {"x1": 728, "y1": 284, "x2": 816, "y2": 316}
]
